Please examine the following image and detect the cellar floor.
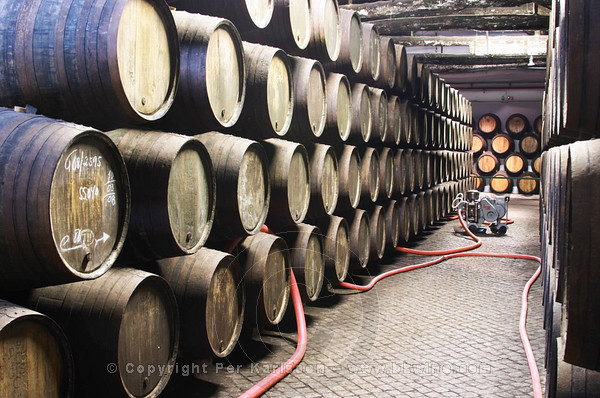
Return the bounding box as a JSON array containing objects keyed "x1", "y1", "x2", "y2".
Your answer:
[{"x1": 163, "y1": 195, "x2": 544, "y2": 397}]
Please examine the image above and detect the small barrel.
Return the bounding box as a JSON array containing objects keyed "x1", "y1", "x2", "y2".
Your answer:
[
  {"x1": 379, "y1": 147, "x2": 395, "y2": 201},
  {"x1": 0, "y1": 300, "x2": 73, "y2": 397},
  {"x1": 519, "y1": 134, "x2": 541, "y2": 158},
  {"x1": 237, "y1": 42, "x2": 294, "y2": 138},
  {"x1": 287, "y1": 56, "x2": 327, "y2": 141},
  {"x1": 314, "y1": 215, "x2": 350, "y2": 283},
  {"x1": 325, "y1": 9, "x2": 363, "y2": 75},
  {"x1": 0, "y1": 0, "x2": 179, "y2": 128},
  {"x1": 517, "y1": 172, "x2": 539, "y2": 195},
  {"x1": 108, "y1": 130, "x2": 215, "y2": 260},
  {"x1": 359, "y1": 147, "x2": 380, "y2": 206},
  {"x1": 349, "y1": 83, "x2": 372, "y2": 144},
  {"x1": 0, "y1": 110, "x2": 129, "y2": 291},
  {"x1": 306, "y1": 143, "x2": 339, "y2": 218},
  {"x1": 367, "y1": 87, "x2": 388, "y2": 144},
  {"x1": 167, "y1": 0, "x2": 274, "y2": 31},
  {"x1": 385, "y1": 95, "x2": 401, "y2": 145},
  {"x1": 397, "y1": 196, "x2": 411, "y2": 245},
  {"x1": 196, "y1": 132, "x2": 270, "y2": 240},
  {"x1": 504, "y1": 152, "x2": 528, "y2": 176},
  {"x1": 345, "y1": 209, "x2": 370, "y2": 269},
  {"x1": 377, "y1": 36, "x2": 396, "y2": 89},
  {"x1": 26, "y1": 268, "x2": 179, "y2": 398},
  {"x1": 358, "y1": 23, "x2": 380, "y2": 84},
  {"x1": 476, "y1": 151, "x2": 501, "y2": 176},
  {"x1": 385, "y1": 200, "x2": 400, "y2": 248},
  {"x1": 263, "y1": 139, "x2": 310, "y2": 227},
  {"x1": 369, "y1": 205, "x2": 386, "y2": 261},
  {"x1": 305, "y1": 0, "x2": 341, "y2": 62},
  {"x1": 335, "y1": 145, "x2": 362, "y2": 211},
  {"x1": 471, "y1": 133, "x2": 487, "y2": 157},
  {"x1": 533, "y1": 115, "x2": 543, "y2": 135},
  {"x1": 489, "y1": 171, "x2": 513, "y2": 194},
  {"x1": 532, "y1": 155, "x2": 542, "y2": 176},
  {"x1": 278, "y1": 224, "x2": 324, "y2": 302},
  {"x1": 394, "y1": 44, "x2": 408, "y2": 93},
  {"x1": 490, "y1": 133, "x2": 514, "y2": 158},
  {"x1": 505, "y1": 113, "x2": 530, "y2": 139},
  {"x1": 153, "y1": 248, "x2": 245, "y2": 358},
  {"x1": 477, "y1": 113, "x2": 502, "y2": 137},
  {"x1": 161, "y1": 12, "x2": 245, "y2": 132},
  {"x1": 236, "y1": 233, "x2": 290, "y2": 325},
  {"x1": 322, "y1": 73, "x2": 352, "y2": 144}
]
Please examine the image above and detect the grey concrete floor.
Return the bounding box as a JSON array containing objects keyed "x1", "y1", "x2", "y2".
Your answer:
[{"x1": 164, "y1": 195, "x2": 544, "y2": 397}]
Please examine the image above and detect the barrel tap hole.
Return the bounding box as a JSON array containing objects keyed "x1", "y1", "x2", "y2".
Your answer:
[
  {"x1": 81, "y1": 253, "x2": 91, "y2": 271},
  {"x1": 141, "y1": 97, "x2": 146, "y2": 106},
  {"x1": 186, "y1": 232, "x2": 192, "y2": 244}
]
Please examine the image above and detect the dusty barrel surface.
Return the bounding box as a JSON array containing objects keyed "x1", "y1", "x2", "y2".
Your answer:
[
  {"x1": 396, "y1": 196, "x2": 411, "y2": 244},
  {"x1": 344, "y1": 208, "x2": 370, "y2": 269},
  {"x1": 288, "y1": 56, "x2": 327, "y2": 140},
  {"x1": 197, "y1": 132, "x2": 270, "y2": 241},
  {"x1": 348, "y1": 83, "x2": 372, "y2": 144},
  {"x1": 335, "y1": 145, "x2": 362, "y2": 211},
  {"x1": 322, "y1": 72, "x2": 352, "y2": 143},
  {"x1": 167, "y1": 0, "x2": 274, "y2": 31},
  {"x1": 0, "y1": 0, "x2": 179, "y2": 128},
  {"x1": 359, "y1": 147, "x2": 380, "y2": 206},
  {"x1": 0, "y1": 300, "x2": 73, "y2": 397},
  {"x1": 0, "y1": 110, "x2": 129, "y2": 291},
  {"x1": 305, "y1": 0, "x2": 341, "y2": 62},
  {"x1": 314, "y1": 215, "x2": 350, "y2": 283},
  {"x1": 385, "y1": 200, "x2": 400, "y2": 248},
  {"x1": 108, "y1": 130, "x2": 214, "y2": 260},
  {"x1": 367, "y1": 87, "x2": 388, "y2": 144},
  {"x1": 385, "y1": 95, "x2": 401, "y2": 145},
  {"x1": 26, "y1": 268, "x2": 179, "y2": 398},
  {"x1": 153, "y1": 248, "x2": 244, "y2": 358},
  {"x1": 357, "y1": 22, "x2": 380, "y2": 84},
  {"x1": 161, "y1": 12, "x2": 245, "y2": 131},
  {"x1": 369, "y1": 205, "x2": 386, "y2": 261},
  {"x1": 236, "y1": 233, "x2": 290, "y2": 325},
  {"x1": 306, "y1": 143, "x2": 339, "y2": 218},
  {"x1": 378, "y1": 147, "x2": 395, "y2": 201},
  {"x1": 325, "y1": 9, "x2": 363, "y2": 75},
  {"x1": 377, "y1": 36, "x2": 396, "y2": 89}
]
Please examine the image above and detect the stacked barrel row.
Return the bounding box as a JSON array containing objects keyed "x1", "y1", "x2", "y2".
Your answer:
[
  {"x1": 0, "y1": 0, "x2": 474, "y2": 397},
  {"x1": 471, "y1": 113, "x2": 542, "y2": 195}
]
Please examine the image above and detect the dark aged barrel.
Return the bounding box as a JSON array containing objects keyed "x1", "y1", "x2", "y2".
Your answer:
[
  {"x1": 379, "y1": 147, "x2": 395, "y2": 201},
  {"x1": 196, "y1": 132, "x2": 270, "y2": 240},
  {"x1": 476, "y1": 151, "x2": 500, "y2": 176},
  {"x1": 288, "y1": 56, "x2": 327, "y2": 140},
  {"x1": 394, "y1": 44, "x2": 408, "y2": 93},
  {"x1": 314, "y1": 215, "x2": 350, "y2": 283},
  {"x1": 377, "y1": 36, "x2": 396, "y2": 89},
  {"x1": 398, "y1": 99, "x2": 412, "y2": 145},
  {"x1": 416, "y1": 191, "x2": 427, "y2": 233},
  {"x1": 322, "y1": 73, "x2": 352, "y2": 143},
  {"x1": 358, "y1": 23, "x2": 380, "y2": 84},
  {"x1": 335, "y1": 145, "x2": 362, "y2": 211},
  {"x1": 153, "y1": 249, "x2": 244, "y2": 358},
  {"x1": 385, "y1": 95, "x2": 401, "y2": 145},
  {"x1": 305, "y1": 0, "x2": 341, "y2": 62},
  {"x1": 505, "y1": 113, "x2": 530, "y2": 139},
  {"x1": 306, "y1": 143, "x2": 339, "y2": 218},
  {"x1": 533, "y1": 115, "x2": 543, "y2": 135},
  {"x1": 385, "y1": 200, "x2": 400, "y2": 249},
  {"x1": 490, "y1": 133, "x2": 514, "y2": 158},
  {"x1": 367, "y1": 87, "x2": 388, "y2": 144},
  {"x1": 348, "y1": 83, "x2": 372, "y2": 144},
  {"x1": 519, "y1": 133, "x2": 541, "y2": 158},
  {"x1": 325, "y1": 9, "x2": 363, "y2": 75},
  {"x1": 369, "y1": 205, "x2": 386, "y2": 260},
  {"x1": 345, "y1": 209, "x2": 370, "y2": 269},
  {"x1": 397, "y1": 196, "x2": 411, "y2": 245},
  {"x1": 167, "y1": 0, "x2": 273, "y2": 31},
  {"x1": 489, "y1": 171, "x2": 513, "y2": 194},
  {"x1": 0, "y1": 300, "x2": 73, "y2": 397},
  {"x1": 393, "y1": 149, "x2": 407, "y2": 196},
  {"x1": 477, "y1": 113, "x2": 502, "y2": 137},
  {"x1": 26, "y1": 268, "x2": 179, "y2": 398},
  {"x1": 359, "y1": 147, "x2": 380, "y2": 206},
  {"x1": 236, "y1": 233, "x2": 290, "y2": 325},
  {"x1": 237, "y1": 42, "x2": 294, "y2": 138},
  {"x1": 471, "y1": 133, "x2": 487, "y2": 157},
  {"x1": 0, "y1": 0, "x2": 179, "y2": 128},
  {"x1": 504, "y1": 152, "x2": 528, "y2": 176},
  {"x1": 160, "y1": 12, "x2": 245, "y2": 132},
  {"x1": 263, "y1": 138, "x2": 310, "y2": 227},
  {"x1": 408, "y1": 194, "x2": 420, "y2": 238},
  {"x1": 0, "y1": 110, "x2": 129, "y2": 291},
  {"x1": 108, "y1": 130, "x2": 214, "y2": 260},
  {"x1": 517, "y1": 172, "x2": 539, "y2": 195},
  {"x1": 278, "y1": 224, "x2": 324, "y2": 301}
]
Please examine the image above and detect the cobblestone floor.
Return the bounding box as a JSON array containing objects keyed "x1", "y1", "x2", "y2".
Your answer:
[{"x1": 164, "y1": 195, "x2": 544, "y2": 397}]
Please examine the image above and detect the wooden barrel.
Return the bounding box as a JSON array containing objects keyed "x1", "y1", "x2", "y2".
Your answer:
[
  {"x1": 314, "y1": 215, "x2": 350, "y2": 283},
  {"x1": 359, "y1": 147, "x2": 380, "y2": 206},
  {"x1": 0, "y1": 0, "x2": 179, "y2": 128},
  {"x1": 278, "y1": 224, "x2": 324, "y2": 301},
  {"x1": 472, "y1": 133, "x2": 487, "y2": 157},
  {"x1": 238, "y1": 42, "x2": 294, "y2": 138},
  {"x1": 306, "y1": 0, "x2": 341, "y2": 62},
  {"x1": 367, "y1": 87, "x2": 388, "y2": 144},
  {"x1": 385, "y1": 95, "x2": 401, "y2": 145},
  {"x1": 160, "y1": 12, "x2": 245, "y2": 132},
  {"x1": 349, "y1": 83, "x2": 372, "y2": 144},
  {"x1": 358, "y1": 23, "x2": 380, "y2": 84},
  {"x1": 345, "y1": 209, "x2": 370, "y2": 269},
  {"x1": 108, "y1": 130, "x2": 214, "y2": 260},
  {"x1": 416, "y1": 191, "x2": 428, "y2": 233},
  {"x1": 0, "y1": 110, "x2": 129, "y2": 291},
  {"x1": 424, "y1": 189, "x2": 435, "y2": 227},
  {"x1": 378, "y1": 147, "x2": 395, "y2": 201},
  {"x1": 490, "y1": 133, "x2": 514, "y2": 158},
  {"x1": 377, "y1": 36, "x2": 396, "y2": 89},
  {"x1": 477, "y1": 113, "x2": 502, "y2": 137},
  {"x1": 409, "y1": 194, "x2": 422, "y2": 237},
  {"x1": 504, "y1": 152, "x2": 528, "y2": 176},
  {"x1": 306, "y1": 143, "x2": 339, "y2": 218},
  {"x1": 519, "y1": 133, "x2": 541, "y2": 158},
  {"x1": 394, "y1": 44, "x2": 408, "y2": 93},
  {"x1": 369, "y1": 205, "x2": 386, "y2": 260},
  {"x1": 532, "y1": 155, "x2": 542, "y2": 176},
  {"x1": 0, "y1": 300, "x2": 73, "y2": 397},
  {"x1": 166, "y1": 0, "x2": 273, "y2": 31},
  {"x1": 489, "y1": 171, "x2": 513, "y2": 194},
  {"x1": 325, "y1": 9, "x2": 363, "y2": 75},
  {"x1": 236, "y1": 233, "x2": 290, "y2": 325},
  {"x1": 288, "y1": 56, "x2": 327, "y2": 140},
  {"x1": 392, "y1": 149, "x2": 406, "y2": 197},
  {"x1": 153, "y1": 248, "x2": 244, "y2": 358},
  {"x1": 471, "y1": 172, "x2": 486, "y2": 192},
  {"x1": 533, "y1": 115, "x2": 543, "y2": 135},
  {"x1": 476, "y1": 151, "x2": 500, "y2": 176},
  {"x1": 396, "y1": 196, "x2": 411, "y2": 244},
  {"x1": 196, "y1": 132, "x2": 270, "y2": 240},
  {"x1": 403, "y1": 148, "x2": 417, "y2": 193},
  {"x1": 409, "y1": 104, "x2": 422, "y2": 147},
  {"x1": 335, "y1": 145, "x2": 362, "y2": 211},
  {"x1": 413, "y1": 149, "x2": 425, "y2": 191},
  {"x1": 26, "y1": 268, "x2": 179, "y2": 397},
  {"x1": 263, "y1": 139, "x2": 310, "y2": 227},
  {"x1": 322, "y1": 72, "x2": 352, "y2": 143},
  {"x1": 517, "y1": 172, "x2": 539, "y2": 195},
  {"x1": 505, "y1": 113, "x2": 530, "y2": 139},
  {"x1": 385, "y1": 200, "x2": 400, "y2": 248},
  {"x1": 398, "y1": 99, "x2": 413, "y2": 145}
]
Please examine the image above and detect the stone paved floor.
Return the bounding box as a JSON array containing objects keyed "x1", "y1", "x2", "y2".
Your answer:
[{"x1": 164, "y1": 195, "x2": 544, "y2": 397}]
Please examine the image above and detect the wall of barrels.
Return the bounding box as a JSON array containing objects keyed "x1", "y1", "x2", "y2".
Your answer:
[{"x1": 0, "y1": 0, "x2": 473, "y2": 396}]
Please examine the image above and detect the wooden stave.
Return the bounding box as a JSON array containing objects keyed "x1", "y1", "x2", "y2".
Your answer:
[
  {"x1": 348, "y1": 83, "x2": 372, "y2": 144},
  {"x1": 344, "y1": 208, "x2": 370, "y2": 269},
  {"x1": 384, "y1": 95, "x2": 401, "y2": 146},
  {"x1": 368, "y1": 205, "x2": 386, "y2": 261},
  {"x1": 367, "y1": 87, "x2": 388, "y2": 145},
  {"x1": 357, "y1": 23, "x2": 380, "y2": 84},
  {"x1": 312, "y1": 215, "x2": 350, "y2": 283},
  {"x1": 376, "y1": 36, "x2": 396, "y2": 89},
  {"x1": 384, "y1": 200, "x2": 400, "y2": 249},
  {"x1": 322, "y1": 72, "x2": 352, "y2": 144},
  {"x1": 304, "y1": 0, "x2": 341, "y2": 62},
  {"x1": 306, "y1": 143, "x2": 339, "y2": 218},
  {"x1": 378, "y1": 147, "x2": 395, "y2": 201},
  {"x1": 359, "y1": 147, "x2": 380, "y2": 206},
  {"x1": 323, "y1": 9, "x2": 362, "y2": 75}
]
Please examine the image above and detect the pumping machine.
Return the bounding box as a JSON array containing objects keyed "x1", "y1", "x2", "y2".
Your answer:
[{"x1": 453, "y1": 190, "x2": 510, "y2": 235}]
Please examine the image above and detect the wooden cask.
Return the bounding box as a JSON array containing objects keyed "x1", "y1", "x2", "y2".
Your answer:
[
  {"x1": 519, "y1": 133, "x2": 541, "y2": 158},
  {"x1": 322, "y1": 73, "x2": 352, "y2": 144},
  {"x1": 306, "y1": 143, "x2": 339, "y2": 218},
  {"x1": 408, "y1": 194, "x2": 421, "y2": 238},
  {"x1": 413, "y1": 149, "x2": 425, "y2": 191},
  {"x1": 237, "y1": 42, "x2": 294, "y2": 138},
  {"x1": 196, "y1": 132, "x2": 270, "y2": 240},
  {"x1": 152, "y1": 248, "x2": 244, "y2": 358},
  {"x1": 367, "y1": 87, "x2": 388, "y2": 144},
  {"x1": 305, "y1": 0, "x2": 341, "y2": 62},
  {"x1": 108, "y1": 130, "x2": 215, "y2": 260},
  {"x1": 288, "y1": 56, "x2": 327, "y2": 140},
  {"x1": 489, "y1": 171, "x2": 513, "y2": 194},
  {"x1": 26, "y1": 268, "x2": 179, "y2": 398},
  {"x1": 236, "y1": 233, "x2": 290, "y2": 325},
  {"x1": 471, "y1": 172, "x2": 486, "y2": 192},
  {"x1": 471, "y1": 133, "x2": 487, "y2": 157},
  {"x1": 263, "y1": 139, "x2": 310, "y2": 227},
  {"x1": 517, "y1": 172, "x2": 539, "y2": 195},
  {"x1": 385, "y1": 200, "x2": 400, "y2": 249},
  {"x1": 369, "y1": 205, "x2": 386, "y2": 260},
  {"x1": 477, "y1": 113, "x2": 502, "y2": 137},
  {"x1": 359, "y1": 147, "x2": 380, "y2": 206},
  {"x1": 377, "y1": 36, "x2": 396, "y2": 89},
  {"x1": 409, "y1": 104, "x2": 422, "y2": 147},
  {"x1": 385, "y1": 95, "x2": 402, "y2": 146},
  {"x1": 533, "y1": 115, "x2": 543, "y2": 135},
  {"x1": 160, "y1": 12, "x2": 245, "y2": 132},
  {"x1": 399, "y1": 99, "x2": 413, "y2": 145},
  {"x1": 378, "y1": 147, "x2": 395, "y2": 201},
  {"x1": 506, "y1": 113, "x2": 530, "y2": 139},
  {"x1": 345, "y1": 209, "x2": 370, "y2": 269},
  {"x1": 314, "y1": 215, "x2": 350, "y2": 283},
  {"x1": 396, "y1": 196, "x2": 411, "y2": 245},
  {"x1": 348, "y1": 83, "x2": 372, "y2": 144},
  {"x1": 357, "y1": 23, "x2": 380, "y2": 84},
  {"x1": 166, "y1": 0, "x2": 273, "y2": 31},
  {"x1": 394, "y1": 44, "x2": 408, "y2": 93},
  {"x1": 392, "y1": 149, "x2": 406, "y2": 197},
  {"x1": 0, "y1": 300, "x2": 73, "y2": 398},
  {"x1": 0, "y1": 0, "x2": 179, "y2": 128},
  {"x1": 416, "y1": 191, "x2": 427, "y2": 233},
  {"x1": 532, "y1": 155, "x2": 542, "y2": 176},
  {"x1": 490, "y1": 133, "x2": 514, "y2": 158},
  {"x1": 325, "y1": 9, "x2": 363, "y2": 75},
  {"x1": 424, "y1": 189, "x2": 435, "y2": 227},
  {"x1": 476, "y1": 151, "x2": 500, "y2": 176},
  {"x1": 335, "y1": 145, "x2": 362, "y2": 211},
  {"x1": 504, "y1": 152, "x2": 528, "y2": 176},
  {"x1": 0, "y1": 110, "x2": 129, "y2": 291},
  {"x1": 401, "y1": 148, "x2": 417, "y2": 194}
]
